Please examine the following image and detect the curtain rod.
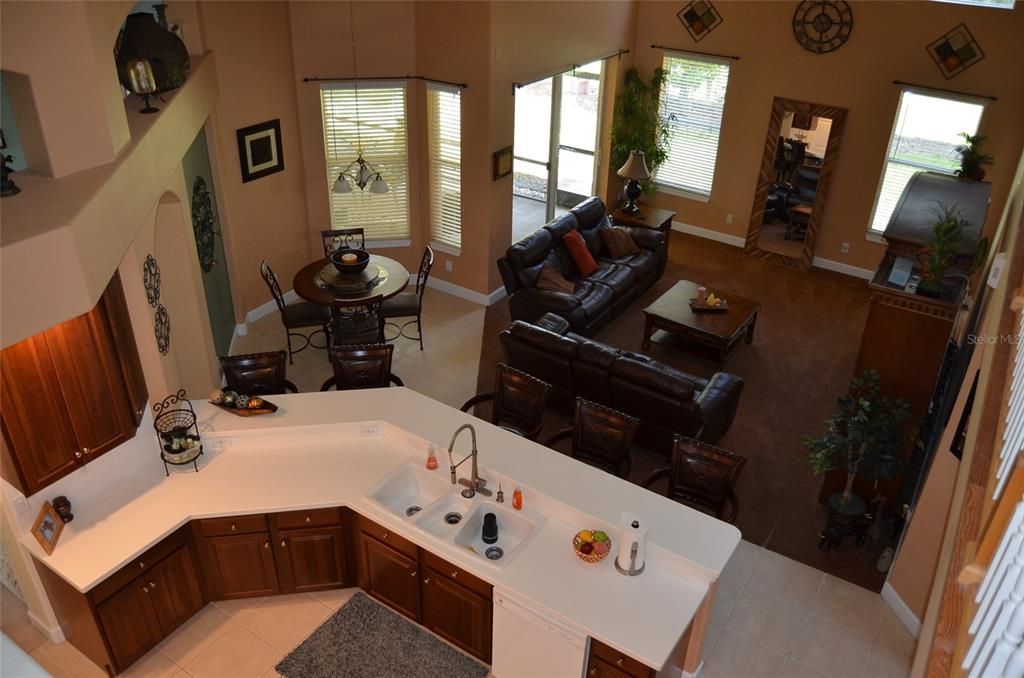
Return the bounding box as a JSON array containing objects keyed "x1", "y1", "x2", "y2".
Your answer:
[
  {"x1": 892, "y1": 80, "x2": 996, "y2": 102},
  {"x1": 303, "y1": 75, "x2": 468, "y2": 89},
  {"x1": 650, "y1": 44, "x2": 740, "y2": 61},
  {"x1": 513, "y1": 49, "x2": 630, "y2": 90}
]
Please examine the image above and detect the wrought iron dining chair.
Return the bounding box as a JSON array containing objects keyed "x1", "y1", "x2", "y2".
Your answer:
[
  {"x1": 259, "y1": 260, "x2": 330, "y2": 364},
  {"x1": 219, "y1": 351, "x2": 298, "y2": 396},
  {"x1": 330, "y1": 295, "x2": 385, "y2": 347},
  {"x1": 460, "y1": 364, "x2": 551, "y2": 441},
  {"x1": 544, "y1": 398, "x2": 639, "y2": 478},
  {"x1": 643, "y1": 435, "x2": 746, "y2": 523},
  {"x1": 320, "y1": 344, "x2": 404, "y2": 391},
  {"x1": 321, "y1": 228, "x2": 366, "y2": 257},
  {"x1": 382, "y1": 245, "x2": 434, "y2": 350}
]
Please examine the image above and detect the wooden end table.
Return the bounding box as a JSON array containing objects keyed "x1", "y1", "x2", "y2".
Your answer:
[{"x1": 642, "y1": 280, "x2": 761, "y2": 368}]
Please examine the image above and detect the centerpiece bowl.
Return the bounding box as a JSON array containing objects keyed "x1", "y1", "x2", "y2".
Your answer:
[{"x1": 330, "y1": 247, "x2": 370, "y2": 274}]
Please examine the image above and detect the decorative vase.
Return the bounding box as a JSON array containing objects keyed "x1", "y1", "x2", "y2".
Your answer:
[
  {"x1": 917, "y1": 281, "x2": 943, "y2": 299},
  {"x1": 114, "y1": 13, "x2": 190, "y2": 95}
]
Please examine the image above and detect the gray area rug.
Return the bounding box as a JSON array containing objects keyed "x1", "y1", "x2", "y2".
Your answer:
[{"x1": 276, "y1": 592, "x2": 489, "y2": 678}]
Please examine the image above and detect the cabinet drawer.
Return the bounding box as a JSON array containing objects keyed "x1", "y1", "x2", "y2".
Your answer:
[
  {"x1": 421, "y1": 550, "x2": 492, "y2": 600},
  {"x1": 90, "y1": 529, "x2": 186, "y2": 604},
  {"x1": 272, "y1": 507, "x2": 343, "y2": 530},
  {"x1": 196, "y1": 514, "x2": 268, "y2": 537},
  {"x1": 589, "y1": 639, "x2": 654, "y2": 678},
  {"x1": 355, "y1": 514, "x2": 417, "y2": 559}
]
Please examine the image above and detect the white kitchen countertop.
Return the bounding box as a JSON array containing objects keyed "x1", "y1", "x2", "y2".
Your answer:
[{"x1": 25, "y1": 389, "x2": 740, "y2": 670}]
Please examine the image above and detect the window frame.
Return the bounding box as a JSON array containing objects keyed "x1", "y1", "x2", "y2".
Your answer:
[
  {"x1": 426, "y1": 82, "x2": 463, "y2": 256},
  {"x1": 654, "y1": 50, "x2": 732, "y2": 204}
]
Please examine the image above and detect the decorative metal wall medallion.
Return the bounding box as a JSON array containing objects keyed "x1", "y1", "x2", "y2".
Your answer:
[
  {"x1": 155, "y1": 303, "x2": 171, "y2": 355},
  {"x1": 927, "y1": 24, "x2": 984, "y2": 80},
  {"x1": 792, "y1": 0, "x2": 852, "y2": 54},
  {"x1": 677, "y1": 1, "x2": 723, "y2": 42},
  {"x1": 143, "y1": 254, "x2": 161, "y2": 306},
  {"x1": 191, "y1": 177, "x2": 219, "y2": 272}
]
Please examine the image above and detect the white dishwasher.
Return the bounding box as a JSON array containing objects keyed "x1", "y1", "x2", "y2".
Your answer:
[{"x1": 491, "y1": 588, "x2": 588, "y2": 678}]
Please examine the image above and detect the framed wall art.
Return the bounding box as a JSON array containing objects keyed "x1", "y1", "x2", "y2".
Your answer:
[
  {"x1": 493, "y1": 146, "x2": 513, "y2": 181},
  {"x1": 928, "y1": 24, "x2": 984, "y2": 80},
  {"x1": 236, "y1": 119, "x2": 284, "y2": 183},
  {"x1": 677, "y1": 1, "x2": 723, "y2": 42}
]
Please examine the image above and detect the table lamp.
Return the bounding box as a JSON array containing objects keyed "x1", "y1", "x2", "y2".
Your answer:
[{"x1": 617, "y1": 150, "x2": 650, "y2": 215}]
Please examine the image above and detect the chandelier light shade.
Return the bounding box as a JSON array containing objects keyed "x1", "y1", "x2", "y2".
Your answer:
[{"x1": 617, "y1": 150, "x2": 650, "y2": 215}]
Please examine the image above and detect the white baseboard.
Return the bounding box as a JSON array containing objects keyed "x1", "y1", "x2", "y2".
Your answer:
[
  {"x1": 671, "y1": 221, "x2": 746, "y2": 248},
  {"x1": 812, "y1": 256, "x2": 875, "y2": 280},
  {"x1": 426, "y1": 277, "x2": 506, "y2": 306},
  {"x1": 28, "y1": 609, "x2": 64, "y2": 644},
  {"x1": 882, "y1": 581, "x2": 921, "y2": 638}
]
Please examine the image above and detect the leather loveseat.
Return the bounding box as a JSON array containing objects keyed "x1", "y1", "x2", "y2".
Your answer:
[
  {"x1": 496, "y1": 197, "x2": 666, "y2": 336},
  {"x1": 499, "y1": 313, "x2": 744, "y2": 450}
]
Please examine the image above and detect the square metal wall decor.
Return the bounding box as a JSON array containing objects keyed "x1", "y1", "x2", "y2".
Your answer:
[
  {"x1": 927, "y1": 24, "x2": 984, "y2": 80},
  {"x1": 677, "y1": 1, "x2": 723, "y2": 42},
  {"x1": 236, "y1": 119, "x2": 284, "y2": 183}
]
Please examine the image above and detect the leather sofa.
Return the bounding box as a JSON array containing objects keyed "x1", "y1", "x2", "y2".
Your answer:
[
  {"x1": 499, "y1": 313, "x2": 744, "y2": 450},
  {"x1": 496, "y1": 197, "x2": 666, "y2": 336}
]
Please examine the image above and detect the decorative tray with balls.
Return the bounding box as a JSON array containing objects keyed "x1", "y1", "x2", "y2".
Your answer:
[
  {"x1": 209, "y1": 390, "x2": 278, "y2": 417},
  {"x1": 572, "y1": 529, "x2": 612, "y2": 564}
]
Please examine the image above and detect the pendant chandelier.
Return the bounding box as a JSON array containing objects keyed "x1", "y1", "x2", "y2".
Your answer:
[{"x1": 332, "y1": 2, "x2": 389, "y2": 195}]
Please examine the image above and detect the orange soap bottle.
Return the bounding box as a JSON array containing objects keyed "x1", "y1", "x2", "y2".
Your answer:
[
  {"x1": 512, "y1": 486, "x2": 523, "y2": 511},
  {"x1": 426, "y1": 444, "x2": 438, "y2": 470}
]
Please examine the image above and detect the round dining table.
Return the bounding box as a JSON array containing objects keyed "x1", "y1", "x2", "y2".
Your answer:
[{"x1": 292, "y1": 254, "x2": 410, "y2": 306}]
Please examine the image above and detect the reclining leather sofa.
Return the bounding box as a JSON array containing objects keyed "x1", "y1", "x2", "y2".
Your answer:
[{"x1": 496, "y1": 197, "x2": 666, "y2": 336}]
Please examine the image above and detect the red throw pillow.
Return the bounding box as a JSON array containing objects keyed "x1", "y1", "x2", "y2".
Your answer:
[{"x1": 563, "y1": 230, "x2": 598, "y2": 277}]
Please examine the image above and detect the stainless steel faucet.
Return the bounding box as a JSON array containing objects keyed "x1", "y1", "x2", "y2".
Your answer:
[{"x1": 448, "y1": 423, "x2": 491, "y2": 498}]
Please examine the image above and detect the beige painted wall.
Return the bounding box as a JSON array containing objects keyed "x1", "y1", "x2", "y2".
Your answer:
[{"x1": 633, "y1": 1, "x2": 1024, "y2": 271}]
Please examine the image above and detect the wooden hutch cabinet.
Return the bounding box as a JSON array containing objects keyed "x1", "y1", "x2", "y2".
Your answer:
[{"x1": 0, "y1": 273, "x2": 148, "y2": 496}]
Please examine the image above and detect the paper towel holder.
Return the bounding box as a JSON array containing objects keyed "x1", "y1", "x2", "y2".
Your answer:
[{"x1": 614, "y1": 540, "x2": 646, "y2": 576}]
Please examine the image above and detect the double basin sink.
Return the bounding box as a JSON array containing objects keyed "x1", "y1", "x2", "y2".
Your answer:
[{"x1": 367, "y1": 461, "x2": 541, "y2": 568}]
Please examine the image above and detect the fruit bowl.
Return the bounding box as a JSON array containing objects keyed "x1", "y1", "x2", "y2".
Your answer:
[
  {"x1": 572, "y1": 529, "x2": 612, "y2": 564},
  {"x1": 330, "y1": 247, "x2": 370, "y2": 274}
]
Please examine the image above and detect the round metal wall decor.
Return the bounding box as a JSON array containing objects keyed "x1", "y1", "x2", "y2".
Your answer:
[
  {"x1": 191, "y1": 177, "x2": 218, "y2": 273},
  {"x1": 792, "y1": 1, "x2": 853, "y2": 54},
  {"x1": 143, "y1": 254, "x2": 161, "y2": 307},
  {"x1": 154, "y1": 304, "x2": 171, "y2": 355}
]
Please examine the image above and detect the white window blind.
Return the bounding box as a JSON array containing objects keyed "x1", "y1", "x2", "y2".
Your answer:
[
  {"x1": 656, "y1": 52, "x2": 731, "y2": 201},
  {"x1": 320, "y1": 82, "x2": 410, "y2": 241},
  {"x1": 868, "y1": 89, "x2": 985, "y2": 233},
  {"x1": 427, "y1": 84, "x2": 462, "y2": 251}
]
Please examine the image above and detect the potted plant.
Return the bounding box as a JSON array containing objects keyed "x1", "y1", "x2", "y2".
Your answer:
[
  {"x1": 918, "y1": 202, "x2": 975, "y2": 299},
  {"x1": 610, "y1": 67, "x2": 670, "y2": 195},
  {"x1": 805, "y1": 369, "x2": 911, "y2": 519},
  {"x1": 954, "y1": 132, "x2": 993, "y2": 181}
]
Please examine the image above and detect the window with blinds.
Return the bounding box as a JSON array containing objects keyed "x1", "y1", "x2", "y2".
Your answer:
[
  {"x1": 868, "y1": 89, "x2": 985, "y2": 233},
  {"x1": 655, "y1": 52, "x2": 731, "y2": 201},
  {"x1": 320, "y1": 82, "x2": 410, "y2": 241},
  {"x1": 427, "y1": 84, "x2": 462, "y2": 251}
]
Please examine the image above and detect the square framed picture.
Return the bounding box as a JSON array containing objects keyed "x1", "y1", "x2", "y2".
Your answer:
[
  {"x1": 927, "y1": 24, "x2": 984, "y2": 80},
  {"x1": 493, "y1": 145, "x2": 513, "y2": 181},
  {"x1": 677, "y1": 0, "x2": 723, "y2": 42},
  {"x1": 236, "y1": 119, "x2": 284, "y2": 183},
  {"x1": 32, "y1": 501, "x2": 64, "y2": 555}
]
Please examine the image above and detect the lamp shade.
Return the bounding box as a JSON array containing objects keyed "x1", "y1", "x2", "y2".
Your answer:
[
  {"x1": 617, "y1": 150, "x2": 651, "y2": 181},
  {"x1": 333, "y1": 175, "x2": 352, "y2": 194},
  {"x1": 369, "y1": 175, "x2": 389, "y2": 194}
]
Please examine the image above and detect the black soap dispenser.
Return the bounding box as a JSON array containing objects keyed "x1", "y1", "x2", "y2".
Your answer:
[{"x1": 482, "y1": 512, "x2": 498, "y2": 544}]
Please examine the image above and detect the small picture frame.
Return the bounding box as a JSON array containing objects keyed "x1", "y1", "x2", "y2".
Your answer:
[
  {"x1": 236, "y1": 119, "x2": 284, "y2": 183},
  {"x1": 677, "y1": 0, "x2": 723, "y2": 43},
  {"x1": 492, "y1": 145, "x2": 513, "y2": 181},
  {"x1": 32, "y1": 501, "x2": 64, "y2": 555},
  {"x1": 927, "y1": 23, "x2": 984, "y2": 80}
]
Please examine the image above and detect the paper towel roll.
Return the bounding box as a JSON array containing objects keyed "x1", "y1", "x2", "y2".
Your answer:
[{"x1": 616, "y1": 511, "x2": 647, "y2": 575}]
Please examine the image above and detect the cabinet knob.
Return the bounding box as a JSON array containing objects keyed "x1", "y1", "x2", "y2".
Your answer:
[
  {"x1": 138, "y1": 562, "x2": 145, "y2": 570},
  {"x1": 82, "y1": 447, "x2": 90, "y2": 455},
  {"x1": 410, "y1": 569, "x2": 417, "y2": 578},
  {"x1": 589, "y1": 669, "x2": 598, "y2": 676},
  {"x1": 74, "y1": 451, "x2": 83, "y2": 459},
  {"x1": 280, "y1": 540, "x2": 287, "y2": 548},
  {"x1": 263, "y1": 541, "x2": 270, "y2": 549},
  {"x1": 450, "y1": 571, "x2": 459, "y2": 579},
  {"x1": 381, "y1": 531, "x2": 389, "y2": 539},
  {"x1": 230, "y1": 523, "x2": 237, "y2": 531},
  {"x1": 616, "y1": 658, "x2": 624, "y2": 666},
  {"x1": 142, "y1": 585, "x2": 150, "y2": 594},
  {"x1": 149, "y1": 581, "x2": 156, "y2": 589},
  {"x1": 305, "y1": 515, "x2": 312, "y2": 523},
  {"x1": 423, "y1": 577, "x2": 431, "y2": 584}
]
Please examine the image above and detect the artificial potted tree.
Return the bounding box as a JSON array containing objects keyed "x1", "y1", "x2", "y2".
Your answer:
[
  {"x1": 917, "y1": 202, "x2": 982, "y2": 299},
  {"x1": 954, "y1": 132, "x2": 993, "y2": 181},
  {"x1": 806, "y1": 369, "x2": 911, "y2": 526},
  {"x1": 610, "y1": 67, "x2": 669, "y2": 197}
]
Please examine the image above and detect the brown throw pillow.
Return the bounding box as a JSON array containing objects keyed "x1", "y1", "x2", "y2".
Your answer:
[
  {"x1": 536, "y1": 264, "x2": 576, "y2": 294},
  {"x1": 600, "y1": 227, "x2": 641, "y2": 258}
]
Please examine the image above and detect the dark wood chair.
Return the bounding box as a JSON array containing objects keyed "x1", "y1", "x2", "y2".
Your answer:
[
  {"x1": 321, "y1": 228, "x2": 366, "y2": 257},
  {"x1": 320, "y1": 344, "x2": 404, "y2": 391},
  {"x1": 382, "y1": 245, "x2": 434, "y2": 350},
  {"x1": 259, "y1": 259, "x2": 330, "y2": 364},
  {"x1": 219, "y1": 351, "x2": 298, "y2": 396},
  {"x1": 544, "y1": 398, "x2": 639, "y2": 478},
  {"x1": 644, "y1": 435, "x2": 746, "y2": 523},
  {"x1": 330, "y1": 295, "x2": 384, "y2": 347},
  {"x1": 460, "y1": 364, "x2": 551, "y2": 441}
]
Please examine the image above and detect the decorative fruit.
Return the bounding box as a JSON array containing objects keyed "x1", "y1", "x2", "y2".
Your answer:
[
  {"x1": 706, "y1": 293, "x2": 718, "y2": 306},
  {"x1": 577, "y1": 530, "x2": 594, "y2": 543},
  {"x1": 579, "y1": 542, "x2": 594, "y2": 555},
  {"x1": 248, "y1": 397, "x2": 264, "y2": 409},
  {"x1": 592, "y1": 530, "x2": 609, "y2": 543},
  {"x1": 209, "y1": 389, "x2": 224, "y2": 404},
  {"x1": 593, "y1": 541, "x2": 611, "y2": 555},
  {"x1": 221, "y1": 391, "x2": 238, "y2": 405},
  {"x1": 236, "y1": 394, "x2": 250, "y2": 409}
]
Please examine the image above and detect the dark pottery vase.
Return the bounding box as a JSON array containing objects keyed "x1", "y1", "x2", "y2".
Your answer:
[
  {"x1": 114, "y1": 13, "x2": 190, "y2": 94},
  {"x1": 917, "y1": 281, "x2": 943, "y2": 299}
]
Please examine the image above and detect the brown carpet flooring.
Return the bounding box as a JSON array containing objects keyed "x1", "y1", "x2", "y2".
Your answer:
[{"x1": 477, "y1": 231, "x2": 888, "y2": 591}]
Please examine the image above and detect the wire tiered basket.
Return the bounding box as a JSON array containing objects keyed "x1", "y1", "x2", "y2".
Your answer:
[{"x1": 152, "y1": 390, "x2": 203, "y2": 475}]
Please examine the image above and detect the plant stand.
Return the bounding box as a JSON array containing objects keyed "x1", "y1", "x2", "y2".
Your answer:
[
  {"x1": 818, "y1": 493, "x2": 869, "y2": 553},
  {"x1": 153, "y1": 390, "x2": 203, "y2": 475}
]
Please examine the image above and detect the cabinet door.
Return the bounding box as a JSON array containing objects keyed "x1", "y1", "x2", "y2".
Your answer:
[
  {"x1": 586, "y1": 657, "x2": 635, "y2": 678},
  {"x1": 276, "y1": 526, "x2": 348, "y2": 593},
  {"x1": 0, "y1": 334, "x2": 82, "y2": 494},
  {"x1": 147, "y1": 545, "x2": 204, "y2": 635},
  {"x1": 421, "y1": 566, "x2": 492, "y2": 663},
  {"x1": 204, "y1": 533, "x2": 279, "y2": 599},
  {"x1": 99, "y1": 273, "x2": 148, "y2": 425},
  {"x1": 357, "y1": 531, "x2": 420, "y2": 620},
  {"x1": 95, "y1": 578, "x2": 163, "y2": 671}
]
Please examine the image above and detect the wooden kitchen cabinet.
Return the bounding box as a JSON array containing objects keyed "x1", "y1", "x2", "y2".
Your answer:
[
  {"x1": 147, "y1": 544, "x2": 204, "y2": 632},
  {"x1": 586, "y1": 639, "x2": 655, "y2": 678},
  {"x1": 204, "y1": 532, "x2": 279, "y2": 599},
  {"x1": 357, "y1": 531, "x2": 421, "y2": 620},
  {"x1": 275, "y1": 526, "x2": 348, "y2": 593},
  {"x1": 95, "y1": 577, "x2": 164, "y2": 670},
  {"x1": 421, "y1": 557, "x2": 492, "y2": 663},
  {"x1": 0, "y1": 273, "x2": 147, "y2": 496}
]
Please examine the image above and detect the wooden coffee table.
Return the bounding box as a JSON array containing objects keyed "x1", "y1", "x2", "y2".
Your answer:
[{"x1": 642, "y1": 281, "x2": 761, "y2": 367}]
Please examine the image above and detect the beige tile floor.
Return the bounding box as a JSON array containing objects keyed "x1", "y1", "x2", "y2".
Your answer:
[{"x1": 1, "y1": 290, "x2": 916, "y2": 677}]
